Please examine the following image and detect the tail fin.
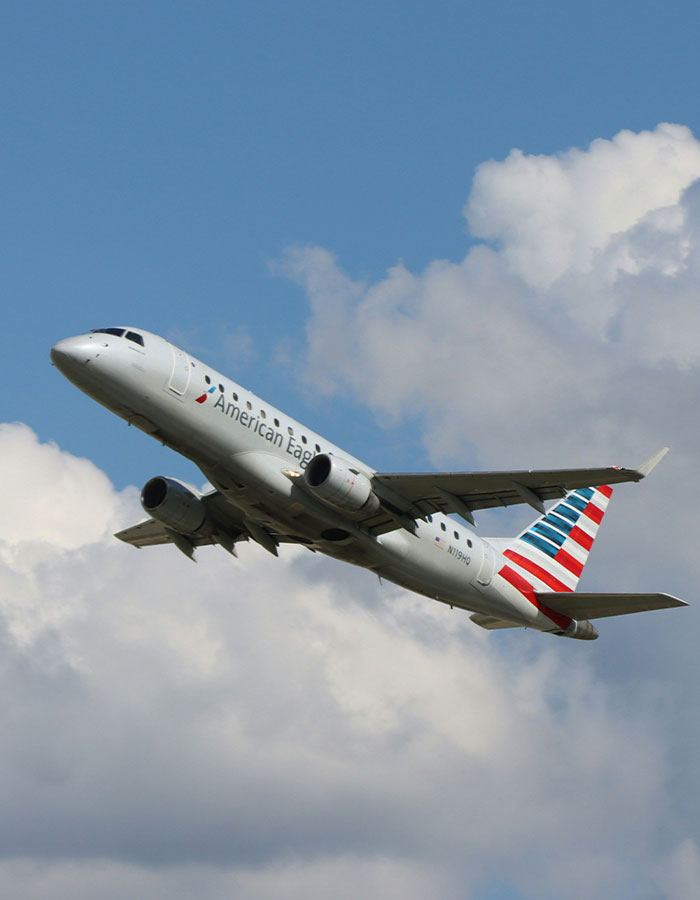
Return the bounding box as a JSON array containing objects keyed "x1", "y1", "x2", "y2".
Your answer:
[{"x1": 502, "y1": 485, "x2": 613, "y2": 593}]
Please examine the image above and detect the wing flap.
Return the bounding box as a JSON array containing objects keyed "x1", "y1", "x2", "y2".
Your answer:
[{"x1": 536, "y1": 591, "x2": 688, "y2": 620}]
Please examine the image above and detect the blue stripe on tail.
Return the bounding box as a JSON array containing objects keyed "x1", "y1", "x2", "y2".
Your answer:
[{"x1": 520, "y1": 532, "x2": 559, "y2": 557}]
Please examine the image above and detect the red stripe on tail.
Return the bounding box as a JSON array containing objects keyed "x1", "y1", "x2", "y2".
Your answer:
[
  {"x1": 568, "y1": 525, "x2": 594, "y2": 551},
  {"x1": 503, "y1": 549, "x2": 572, "y2": 592},
  {"x1": 498, "y1": 565, "x2": 572, "y2": 631},
  {"x1": 554, "y1": 547, "x2": 584, "y2": 577},
  {"x1": 583, "y1": 502, "x2": 604, "y2": 525}
]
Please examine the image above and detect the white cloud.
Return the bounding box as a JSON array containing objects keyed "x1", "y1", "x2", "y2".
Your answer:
[
  {"x1": 0, "y1": 423, "x2": 127, "y2": 553},
  {"x1": 0, "y1": 423, "x2": 692, "y2": 899},
  {"x1": 282, "y1": 123, "x2": 700, "y2": 472},
  {"x1": 278, "y1": 128, "x2": 700, "y2": 620},
  {"x1": 466, "y1": 123, "x2": 700, "y2": 291},
  {"x1": 5, "y1": 122, "x2": 700, "y2": 900},
  {"x1": 277, "y1": 122, "x2": 700, "y2": 898}
]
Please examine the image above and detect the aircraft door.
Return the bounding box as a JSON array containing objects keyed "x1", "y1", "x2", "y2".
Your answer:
[
  {"x1": 476, "y1": 540, "x2": 496, "y2": 588},
  {"x1": 168, "y1": 345, "x2": 191, "y2": 396}
]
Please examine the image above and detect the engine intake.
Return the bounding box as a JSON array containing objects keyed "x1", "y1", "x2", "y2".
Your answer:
[
  {"x1": 304, "y1": 454, "x2": 380, "y2": 516},
  {"x1": 141, "y1": 476, "x2": 209, "y2": 534}
]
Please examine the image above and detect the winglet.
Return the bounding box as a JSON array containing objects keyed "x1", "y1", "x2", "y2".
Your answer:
[{"x1": 637, "y1": 447, "x2": 670, "y2": 478}]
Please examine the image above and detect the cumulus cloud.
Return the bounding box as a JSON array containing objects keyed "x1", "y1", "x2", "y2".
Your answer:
[
  {"x1": 466, "y1": 123, "x2": 700, "y2": 291},
  {"x1": 0, "y1": 423, "x2": 695, "y2": 899},
  {"x1": 4, "y1": 123, "x2": 700, "y2": 900},
  {"x1": 279, "y1": 124, "x2": 700, "y2": 614},
  {"x1": 0, "y1": 423, "x2": 128, "y2": 553},
  {"x1": 276, "y1": 122, "x2": 700, "y2": 898},
  {"x1": 282, "y1": 123, "x2": 700, "y2": 470}
]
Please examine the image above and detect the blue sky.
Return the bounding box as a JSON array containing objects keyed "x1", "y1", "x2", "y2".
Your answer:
[
  {"x1": 6, "y1": 0, "x2": 700, "y2": 480},
  {"x1": 4, "y1": 3, "x2": 700, "y2": 899}
]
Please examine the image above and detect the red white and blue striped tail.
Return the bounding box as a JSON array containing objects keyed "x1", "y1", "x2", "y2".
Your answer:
[{"x1": 502, "y1": 485, "x2": 613, "y2": 593}]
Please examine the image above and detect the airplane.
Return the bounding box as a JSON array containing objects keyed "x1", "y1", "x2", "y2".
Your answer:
[{"x1": 50, "y1": 326, "x2": 687, "y2": 641}]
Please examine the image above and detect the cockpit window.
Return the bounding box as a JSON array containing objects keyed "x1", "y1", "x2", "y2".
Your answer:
[
  {"x1": 91, "y1": 328, "x2": 125, "y2": 337},
  {"x1": 90, "y1": 328, "x2": 145, "y2": 347}
]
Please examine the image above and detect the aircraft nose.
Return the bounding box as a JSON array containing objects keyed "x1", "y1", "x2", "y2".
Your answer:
[{"x1": 50, "y1": 336, "x2": 96, "y2": 375}]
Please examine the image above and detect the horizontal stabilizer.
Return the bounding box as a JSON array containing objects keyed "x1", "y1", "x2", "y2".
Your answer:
[
  {"x1": 536, "y1": 591, "x2": 688, "y2": 621},
  {"x1": 470, "y1": 613, "x2": 524, "y2": 631}
]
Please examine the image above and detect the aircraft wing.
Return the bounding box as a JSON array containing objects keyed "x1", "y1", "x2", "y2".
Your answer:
[
  {"x1": 115, "y1": 518, "x2": 220, "y2": 549},
  {"x1": 115, "y1": 490, "x2": 307, "y2": 556},
  {"x1": 366, "y1": 449, "x2": 668, "y2": 531},
  {"x1": 115, "y1": 489, "x2": 245, "y2": 550}
]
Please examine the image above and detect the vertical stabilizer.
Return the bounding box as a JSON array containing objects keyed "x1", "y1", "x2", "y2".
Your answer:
[{"x1": 501, "y1": 485, "x2": 613, "y2": 593}]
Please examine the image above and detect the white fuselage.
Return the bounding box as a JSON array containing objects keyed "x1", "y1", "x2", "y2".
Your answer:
[{"x1": 50, "y1": 327, "x2": 577, "y2": 635}]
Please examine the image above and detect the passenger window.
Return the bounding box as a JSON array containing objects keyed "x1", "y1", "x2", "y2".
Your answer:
[
  {"x1": 301, "y1": 435, "x2": 307, "y2": 444},
  {"x1": 440, "y1": 522, "x2": 446, "y2": 532},
  {"x1": 260, "y1": 410, "x2": 266, "y2": 419},
  {"x1": 274, "y1": 418, "x2": 280, "y2": 427},
  {"x1": 205, "y1": 376, "x2": 211, "y2": 385},
  {"x1": 232, "y1": 392, "x2": 238, "y2": 401},
  {"x1": 246, "y1": 401, "x2": 252, "y2": 411},
  {"x1": 288, "y1": 426, "x2": 294, "y2": 435},
  {"x1": 219, "y1": 384, "x2": 224, "y2": 392},
  {"x1": 427, "y1": 515, "x2": 433, "y2": 523},
  {"x1": 454, "y1": 531, "x2": 459, "y2": 539},
  {"x1": 315, "y1": 444, "x2": 321, "y2": 453},
  {"x1": 467, "y1": 539, "x2": 473, "y2": 548}
]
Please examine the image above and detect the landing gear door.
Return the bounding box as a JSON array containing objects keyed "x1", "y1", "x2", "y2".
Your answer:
[{"x1": 168, "y1": 345, "x2": 191, "y2": 397}]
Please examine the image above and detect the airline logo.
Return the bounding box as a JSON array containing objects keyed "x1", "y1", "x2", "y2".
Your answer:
[
  {"x1": 493, "y1": 485, "x2": 613, "y2": 632},
  {"x1": 195, "y1": 386, "x2": 217, "y2": 404},
  {"x1": 503, "y1": 485, "x2": 613, "y2": 594}
]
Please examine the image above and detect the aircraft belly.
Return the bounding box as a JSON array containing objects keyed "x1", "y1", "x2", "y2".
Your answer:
[
  {"x1": 369, "y1": 530, "x2": 527, "y2": 622},
  {"x1": 373, "y1": 531, "x2": 475, "y2": 605},
  {"x1": 370, "y1": 560, "x2": 511, "y2": 619}
]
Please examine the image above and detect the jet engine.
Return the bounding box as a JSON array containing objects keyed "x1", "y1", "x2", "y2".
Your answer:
[
  {"x1": 303, "y1": 454, "x2": 380, "y2": 516},
  {"x1": 140, "y1": 476, "x2": 209, "y2": 534}
]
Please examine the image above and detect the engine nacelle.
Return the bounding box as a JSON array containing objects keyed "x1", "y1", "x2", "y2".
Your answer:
[
  {"x1": 304, "y1": 454, "x2": 380, "y2": 516},
  {"x1": 140, "y1": 476, "x2": 209, "y2": 534}
]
